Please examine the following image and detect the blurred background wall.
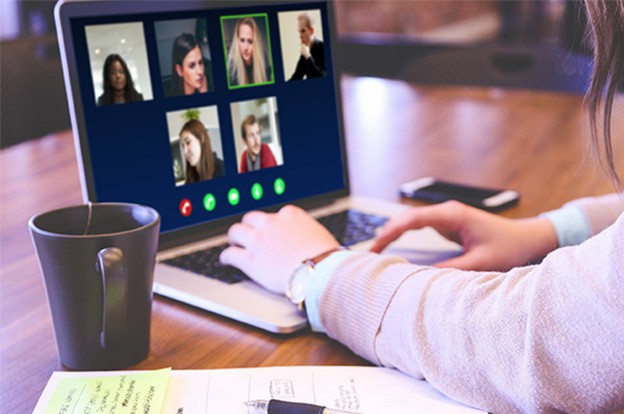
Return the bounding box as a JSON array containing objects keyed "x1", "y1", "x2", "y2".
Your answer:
[
  {"x1": 334, "y1": 0, "x2": 580, "y2": 44},
  {"x1": 1, "y1": 0, "x2": 69, "y2": 148}
]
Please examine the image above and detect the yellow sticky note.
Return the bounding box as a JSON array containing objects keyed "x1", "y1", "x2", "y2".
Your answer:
[{"x1": 43, "y1": 368, "x2": 171, "y2": 414}]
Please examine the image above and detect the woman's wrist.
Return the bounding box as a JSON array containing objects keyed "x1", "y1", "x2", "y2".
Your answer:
[{"x1": 519, "y1": 217, "x2": 559, "y2": 264}]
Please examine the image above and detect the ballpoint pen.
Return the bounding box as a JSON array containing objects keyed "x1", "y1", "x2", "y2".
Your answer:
[{"x1": 245, "y1": 399, "x2": 364, "y2": 414}]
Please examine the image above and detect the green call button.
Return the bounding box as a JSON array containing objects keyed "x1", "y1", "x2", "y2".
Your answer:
[
  {"x1": 203, "y1": 193, "x2": 216, "y2": 212},
  {"x1": 228, "y1": 188, "x2": 240, "y2": 206},
  {"x1": 274, "y1": 178, "x2": 285, "y2": 195},
  {"x1": 251, "y1": 183, "x2": 263, "y2": 201}
]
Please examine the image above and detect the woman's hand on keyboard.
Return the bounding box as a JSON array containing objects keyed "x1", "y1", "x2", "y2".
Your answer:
[
  {"x1": 370, "y1": 200, "x2": 558, "y2": 271},
  {"x1": 220, "y1": 205, "x2": 340, "y2": 294}
]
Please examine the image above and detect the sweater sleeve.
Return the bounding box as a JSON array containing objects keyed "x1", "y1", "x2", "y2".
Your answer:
[
  {"x1": 261, "y1": 143, "x2": 278, "y2": 168},
  {"x1": 239, "y1": 150, "x2": 248, "y2": 173},
  {"x1": 566, "y1": 193, "x2": 624, "y2": 235},
  {"x1": 541, "y1": 193, "x2": 624, "y2": 246},
  {"x1": 318, "y1": 214, "x2": 624, "y2": 413}
]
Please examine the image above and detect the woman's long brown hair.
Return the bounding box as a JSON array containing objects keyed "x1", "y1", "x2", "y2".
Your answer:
[
  {"x1": 181, "y1": 119, "x2": 215, "y2": 183},
  {"x1": 584, "y1": 0, "x2": 624, "y2": 188}
]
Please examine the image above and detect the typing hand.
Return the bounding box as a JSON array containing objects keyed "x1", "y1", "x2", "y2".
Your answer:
[
  {"x1": 220, "y1": 205, "x2": 339, "y2": 294},
  {"x1": 370, "y1": 201, "x2": 558, "y2": 271}
]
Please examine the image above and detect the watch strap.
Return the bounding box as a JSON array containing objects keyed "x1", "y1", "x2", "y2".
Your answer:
[{"x1": 303, "y1": 246, "x2": 347, "y2": 268}]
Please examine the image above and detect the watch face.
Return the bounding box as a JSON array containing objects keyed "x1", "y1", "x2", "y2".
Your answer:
[{"x1": 286, "y1": 263, "x2": 313, "y2": 305}]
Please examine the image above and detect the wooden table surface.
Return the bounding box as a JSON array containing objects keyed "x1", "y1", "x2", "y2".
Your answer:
[{"x1": 1, "y1": 76, "x2": 622, "y2": 413}]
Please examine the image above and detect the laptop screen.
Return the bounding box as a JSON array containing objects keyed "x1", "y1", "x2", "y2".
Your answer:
[{"x1": 57, "y1": 0, "x2": 346, "y2": 240}]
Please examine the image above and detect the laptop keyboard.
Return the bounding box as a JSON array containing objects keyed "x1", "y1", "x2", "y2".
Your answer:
[
  {"x1": 162, "y1": 209, "x2": 388, "y2": 284},
  {"x1": 163, "y1": 243, "x2": 246, "y2": 284},
  {"x1": 316, "y1": 209, "x2": 387, "y2": 247}
]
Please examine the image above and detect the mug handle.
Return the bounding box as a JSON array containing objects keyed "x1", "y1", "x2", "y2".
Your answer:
[{"x1": 96, "y1": 247, "x2": 128, "y2": 350}]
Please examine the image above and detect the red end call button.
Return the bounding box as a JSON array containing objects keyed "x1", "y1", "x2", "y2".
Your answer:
[{"x1": 179, "y1": 199, "x2": 192, "y2": 217}]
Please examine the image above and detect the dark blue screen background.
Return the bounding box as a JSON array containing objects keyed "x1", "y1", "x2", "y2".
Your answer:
[{"x1": 71, "y1": 1, "x2": 345, "y2": 233}]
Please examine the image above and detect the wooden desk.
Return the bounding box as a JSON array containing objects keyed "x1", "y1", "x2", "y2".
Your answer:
[{"x1": 1, "y1": 76, "x2": 622, "y2": 412}]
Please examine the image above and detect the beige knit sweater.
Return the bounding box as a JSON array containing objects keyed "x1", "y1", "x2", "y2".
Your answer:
[{"x1": 318, "y1": 194, "x2": 624, "y2": 413}]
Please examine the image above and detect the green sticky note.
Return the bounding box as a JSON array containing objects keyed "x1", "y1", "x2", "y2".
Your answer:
[{"x1": 43, "y1": 368, "x2": 171, "y2": 414}]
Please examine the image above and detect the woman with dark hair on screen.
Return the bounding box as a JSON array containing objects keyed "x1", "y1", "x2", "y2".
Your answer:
[
  {"x1": 179, "y1": 119, "x2": 224, "y2": 184},
  {"x1": 220, "y1": 0, "x2": 624, "y2": 412},
  {"x1": 227, "y1": 17, "x2": 271, "y2": 86},
  {"x1": 97, "y1": 54, "x2": 143, "y2": 106},
  {"x1": 169, "y1": 33, "x2": 209, "y2": 96}
]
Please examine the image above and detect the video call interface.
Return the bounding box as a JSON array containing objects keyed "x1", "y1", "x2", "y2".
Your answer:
[{"x1": 71, "y1": 1, "x2": 344, "y2": 232}]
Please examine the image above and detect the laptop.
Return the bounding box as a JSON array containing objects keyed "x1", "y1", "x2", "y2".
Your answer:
[{"x1": 55, "y1": 0, "x2": 461, "y2": 333}]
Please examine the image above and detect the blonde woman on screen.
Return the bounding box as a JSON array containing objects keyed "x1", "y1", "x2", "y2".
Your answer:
[
  {"x1": 220, "y1": 0, "x2": 624, "y2": 412},
  {"x1": 227, "y1": 17, "x2": 270, "y2": 86}
]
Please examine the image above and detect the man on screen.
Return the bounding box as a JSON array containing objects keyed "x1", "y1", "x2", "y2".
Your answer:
[
  {"x1": 239, "y1": 114, "x2": 278, "y2": 173},
  {"x1": 289, "y1": 12, "x2": 325, "y2": 81}
]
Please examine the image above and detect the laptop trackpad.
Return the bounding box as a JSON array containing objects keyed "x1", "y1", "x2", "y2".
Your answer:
[{"x1": 381, "y1": 227, "x2": 463, "y2": 266}]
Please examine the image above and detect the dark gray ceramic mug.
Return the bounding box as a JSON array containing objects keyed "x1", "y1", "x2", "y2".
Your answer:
[{"x1": 29, "y1": 203, "x2": 160, "y2": 370}]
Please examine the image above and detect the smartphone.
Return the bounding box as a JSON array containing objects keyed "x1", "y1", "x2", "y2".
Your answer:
[{"x1": 399, "y1": 177, "x2": 519, "y2": 211}]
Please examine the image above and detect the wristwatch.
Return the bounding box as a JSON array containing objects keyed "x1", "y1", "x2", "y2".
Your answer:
[{"x1": 286, "y1": 247, "x2": 345, "y2": 309}]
